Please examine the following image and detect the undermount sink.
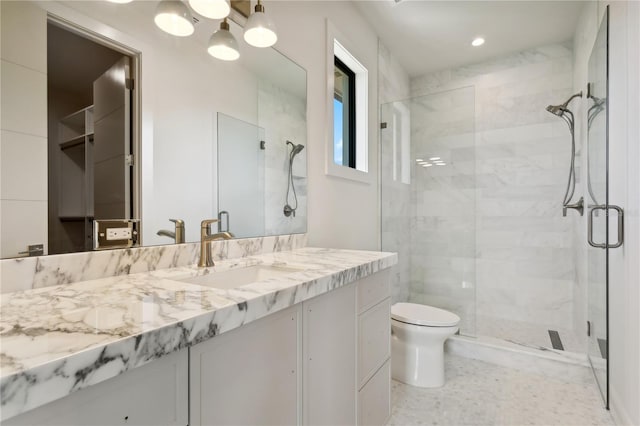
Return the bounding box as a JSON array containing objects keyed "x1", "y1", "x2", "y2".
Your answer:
[{"x1": 177, "y1": 264, "x2": 305, "y2": 290}]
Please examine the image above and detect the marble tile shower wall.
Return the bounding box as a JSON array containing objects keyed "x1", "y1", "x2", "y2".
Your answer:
[
  {"x1": 259, "y1": 80, "x2": 307, "y2": 236},
  {"x1": 379, "y1": 42, "x2": 411, "y2": 304},
  {"x1": 0, "y1": 233, "x2": 308, "y2": 294},
  {"x1": 411, "y1": 43, "x2": 577, "y2": 331}
]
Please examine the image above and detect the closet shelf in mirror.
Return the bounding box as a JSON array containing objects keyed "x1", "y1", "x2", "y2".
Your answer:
[
  {"x1": 60, "y1": 106, "x2": 94, "y2": 143},
  {"x1": 59, "y1": 133, "x2": 94, "y2": 150}
]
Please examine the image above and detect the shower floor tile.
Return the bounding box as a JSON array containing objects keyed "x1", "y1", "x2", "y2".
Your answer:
[
  {"x1": 475, "y1": 315, "x2": 585, "y2": 353},
  {"x1": 388, "y1": 355, "x2": 613, "y2": 426}
]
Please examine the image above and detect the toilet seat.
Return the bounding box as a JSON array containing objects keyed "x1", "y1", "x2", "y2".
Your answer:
[{"x1": 391, "y1": 303, "x2": 460, "y2": 327}]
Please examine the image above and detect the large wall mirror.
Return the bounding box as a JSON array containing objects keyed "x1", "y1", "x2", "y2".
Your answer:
[{"x1": 0, "y1": 0, "x2": 307, "y2": 259}]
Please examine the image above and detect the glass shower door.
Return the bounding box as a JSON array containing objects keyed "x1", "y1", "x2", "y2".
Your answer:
[
  {"x1": 380, "y1": 87, "x2": 476, "y2": 336},
  {"x1": 586, "y1": 6, "x2": 610, "y2": 406}
]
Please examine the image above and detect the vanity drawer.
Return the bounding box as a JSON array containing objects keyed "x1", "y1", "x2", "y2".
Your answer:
[
  {"x1": 358, "y1": 359, "x2": 391, "y2": 426},
  {"x1": 357, "y1": 268, "x2": 390, "y2": 314},
  {"x1": 358, "y1": 298, "x2": 390, "y2": 387}
]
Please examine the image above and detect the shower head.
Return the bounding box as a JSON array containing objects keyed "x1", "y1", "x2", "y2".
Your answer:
[
  {"x1": 287, "y1": 141, "x2": 305, "y2": 157},
  {"x1": 546, "y1": 104, "x2": 567, "y2": 117},
  {"x1": 546, "y1": 91, "x2": 583, "y2": 118}
]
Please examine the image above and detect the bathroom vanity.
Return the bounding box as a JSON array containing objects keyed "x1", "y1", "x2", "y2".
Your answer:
[{"x1": 0, "y1": 248, "x2": 396, "y2": 425}]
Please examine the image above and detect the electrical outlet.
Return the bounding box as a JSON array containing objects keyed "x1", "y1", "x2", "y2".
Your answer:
[{"x1": 106, "y1": 227, "x2": 132, "y2": 241}]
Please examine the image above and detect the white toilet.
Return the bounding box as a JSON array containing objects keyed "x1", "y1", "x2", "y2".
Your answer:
[{"x1": 391, "y1": 302, "x2": 460, "y2": 388}]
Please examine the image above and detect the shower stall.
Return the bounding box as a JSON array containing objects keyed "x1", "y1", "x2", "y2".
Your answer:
[
  {"x1": 380, "y1": 47, "x2": 585, "y2": 353},
  {"x1": 379, "y1": 4, "x2": 619, "y2": 409}
]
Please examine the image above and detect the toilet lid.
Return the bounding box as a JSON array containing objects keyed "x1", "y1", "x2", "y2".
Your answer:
[{"x1": 391, "y1": 303, "x2": 460, "y2": 327}]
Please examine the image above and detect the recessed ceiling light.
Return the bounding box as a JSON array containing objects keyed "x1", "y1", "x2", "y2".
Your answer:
[
  {"x1": 423, "y1": 163, "x2": 433, "y2": 167},
  {"x1": 472, "y1": 37, "x2": 485, "y2": 47},
  {"x1": 415, "y1": 158, "x2": 424, "y2": 162},
  {"x1": 436, "y1": 162, "x2": 446, "y2": 166},
  {"x1": 429, "y1": 157, "x2": 441, "y2": 161}
]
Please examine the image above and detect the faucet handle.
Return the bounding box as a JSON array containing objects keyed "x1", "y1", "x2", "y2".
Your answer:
[
  {"x1": 169, "y1": 218, "x2": 184, "y2": 226},
  {"x1": 200, "y1": 219, "x2": 219, "y2": 233}
]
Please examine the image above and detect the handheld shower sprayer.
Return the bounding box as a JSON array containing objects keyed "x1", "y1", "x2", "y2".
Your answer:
[
  {"x1": 284, "y1": 140, "x2": 305, "y2": 218},
  {"x1": 545, "y1": 91, "x2": 583, "y2": 216},
  {"x1": 287, "y1": 140, "x2": 305, "y2": 157}
]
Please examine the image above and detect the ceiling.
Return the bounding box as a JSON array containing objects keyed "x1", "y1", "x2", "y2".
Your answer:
[{"x1": 354, "y1": 0, "x2": 586, "y2": 77}]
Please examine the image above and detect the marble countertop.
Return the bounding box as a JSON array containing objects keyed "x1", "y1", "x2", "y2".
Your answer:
[{"x1": 0, "y1": 247, "x2": 397, "y2": 420}]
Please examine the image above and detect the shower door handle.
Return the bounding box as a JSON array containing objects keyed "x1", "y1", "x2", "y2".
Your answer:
[
  {"x1": 588, "y1": 204, "x2": 624, "y2": 248},
  {"x1": 609, "y1": 205, "x2": 624, "y2": 248}
]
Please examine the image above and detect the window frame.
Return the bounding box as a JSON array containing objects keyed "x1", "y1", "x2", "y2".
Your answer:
[
  {"x1": 334, "y1": 56, "x2": 356, "y2": 168},
  {"x1": 325, "y1": 20, "x2": 372, "y2": 184}
]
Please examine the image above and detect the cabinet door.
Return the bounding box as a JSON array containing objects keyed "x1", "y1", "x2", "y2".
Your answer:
[
  {"x1": 358, "y1": 299, "x2": 391, "y2": 387},
  {"x1": 190, "y1": 305, "x2": 301, "y2": 426},
  {"x1": 358, "y1": 360, "x2": 391, "y2": 426},
  {"x1": 303, "y1": 284, "x2": 357, "y2": 425},
  {"x1": 5, "y1": 350, "x2": 188, "y2": 426}
]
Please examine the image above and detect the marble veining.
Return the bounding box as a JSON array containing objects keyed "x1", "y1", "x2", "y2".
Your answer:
[
  {"x1": 0, "y1": 233, "x2": 307, "y2": 294},
  {"x1": 0, "y1": 247, "x2": 396, "y2": 420}
]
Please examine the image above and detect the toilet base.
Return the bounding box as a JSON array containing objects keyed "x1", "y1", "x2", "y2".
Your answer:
[
  {"x1": 390, "y1": 320, "x2": 458, "y2": 388},
  {"x1": 391, "y1": 335, "x2": 445, "y2": 388}
]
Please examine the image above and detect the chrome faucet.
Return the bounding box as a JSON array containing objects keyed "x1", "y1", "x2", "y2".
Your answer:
[
  {"x1": 199, "y1": 219, "x2": 234, "y2": 267},
  {"x1": 157, "y1": 219, "x2": 185, "y2": 243}
]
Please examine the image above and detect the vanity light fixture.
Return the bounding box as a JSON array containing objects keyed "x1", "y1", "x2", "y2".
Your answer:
[
  {"x1": 208, "y1": 18, "x2": 240, "y2": 61},
  {"x1": 244, "y1": 0, "x2": 278, "y2": 48},
  {"x1": 471, "y1": 37, "x2": 485, "y2": 47},
  {"x1": 155, "y1": 0, "x2": 195, "y2": 37},
  {"x1": 188, "y1": 0, "x2": 230, "y2": 19}
]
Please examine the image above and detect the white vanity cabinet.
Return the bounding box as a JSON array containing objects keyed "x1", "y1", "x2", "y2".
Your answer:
[
  {"x1": 188, "y1": 269, "x2": 391, "y2": 426},
  {"x1": 189, "y1": 305, "x2": 301, "y2": 426},
  {"x1": 302, "y1": 269, "x2": 391, "y2": 426},
  {"x1": 302, "y1": 283, "x2": 357, "y2": 425},
  {"x1": 3, "y1": 350, "x2": 189, "y2": 426},
  {"x1": 357, "y1": 269, "x2": 392, "y2": 426},
  {"x1": 3, "y1": 268, "x2": 392, "y2": 426}
]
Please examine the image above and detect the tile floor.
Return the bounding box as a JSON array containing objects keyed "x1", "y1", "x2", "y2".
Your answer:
[{"x1": 388, "y1": 355, "x2": 613, "y2": 426}]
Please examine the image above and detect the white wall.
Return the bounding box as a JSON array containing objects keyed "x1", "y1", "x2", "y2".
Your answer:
[
  {"x1": 0, "y1": 1, "x2": 49, "y2": 258},
  {"x1": 574, "y1": 1, "x2": 640, "y2": 423},
  {"x1": 265, "y1": 1, "x2": 380, "y2": 251}
]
